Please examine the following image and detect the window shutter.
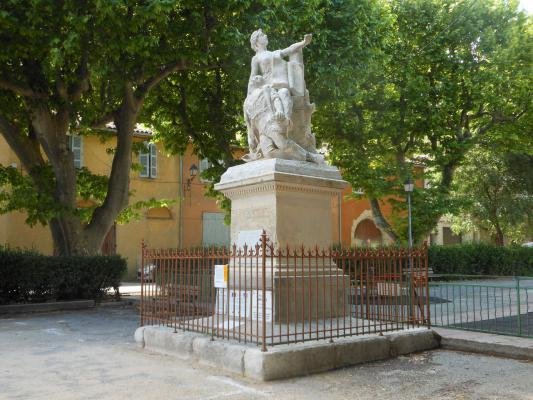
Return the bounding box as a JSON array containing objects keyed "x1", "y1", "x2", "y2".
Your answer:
[
  {"x1": 69, "y1": 135, "x2": 83, "y2": 168},
  {"x1": 150, "y1": 144, "x2": 157, "y2": 178}
]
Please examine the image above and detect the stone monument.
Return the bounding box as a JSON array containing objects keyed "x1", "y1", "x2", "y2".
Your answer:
[{"x1": 214, "y1": 30, "x2": 348, "y2": 323}]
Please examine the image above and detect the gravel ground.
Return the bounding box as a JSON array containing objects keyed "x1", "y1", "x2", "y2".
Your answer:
[{"x1": 0, "y1": 307, "x2": 532, "y2": 400}]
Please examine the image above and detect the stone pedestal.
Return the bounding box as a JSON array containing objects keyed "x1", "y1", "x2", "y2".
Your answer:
[
  {"x1": 214, "y1": 159, "x2": 349, "y2": 323},
  {"x1": 215, "y1": 158, "x2": 347, "y2": 249}
]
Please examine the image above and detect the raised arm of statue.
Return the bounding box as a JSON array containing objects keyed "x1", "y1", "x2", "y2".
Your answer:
[{"x1": 280, "y1": 34, "x2": 312, "y2": 58}]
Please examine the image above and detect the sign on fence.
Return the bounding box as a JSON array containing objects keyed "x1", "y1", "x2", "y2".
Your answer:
[{"x1": 214, "y1": 264, "x2": 228, "y2": 289}]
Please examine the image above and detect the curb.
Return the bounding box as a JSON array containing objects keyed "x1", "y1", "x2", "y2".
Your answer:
[
  {"x1": 135, "y1": 326, "x2": 439, "y2": 381},
  {"x1": 97, "y1": 299, "x2": 139, "y2": 309},
  {"x1": 433, "y1": 328, "x2": 533, "y2": 361},
  {"x1": 0, "y1": 300, "x2": 95, "y2": 315}
]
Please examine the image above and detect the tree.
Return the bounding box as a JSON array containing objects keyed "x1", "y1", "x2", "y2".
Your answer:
[
  {"x1": 0, "y1": 0, "x2": 388, "y2": 254},
  {"x1": 321, "y1": 0, "x2": 531, "y2": 243},
  {"x1": 144, "y1": 0, "x2": 389, "y2": 218},
  {"x1": 0, "y1": 1, "x2": 227, "y2": 255},
  {"x1": 451, "y1": 148, "x2": 533, "y2": 245}
]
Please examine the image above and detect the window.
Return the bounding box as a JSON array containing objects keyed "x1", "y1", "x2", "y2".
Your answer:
[
  {"x1": 199, "y1": 158, "x2": 223, "y2": 182},
  {"x1": 199, "y1": 158, "x2": 212, "y2": 182},
  {"x1": 68, "y1": 135, "x2": 83, "y2": 168},
  {"x1": 140, "y1": 143, "x2": 157, "y2": 178}
]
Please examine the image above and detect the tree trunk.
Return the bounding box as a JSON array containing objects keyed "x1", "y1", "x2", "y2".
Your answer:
[
  {"x1": 84, "y1": 86, "x2": 139, "y2": 252},
  {"x1": 369, "y1": 197, "x2": 399, "y2": 243}
]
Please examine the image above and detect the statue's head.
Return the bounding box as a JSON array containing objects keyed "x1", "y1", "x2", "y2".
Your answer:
[{"x1": 250, "y1": 29, "x2": 268, "y2": 51}]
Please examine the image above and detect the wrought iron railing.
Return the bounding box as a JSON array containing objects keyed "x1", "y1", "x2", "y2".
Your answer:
[{"x1": 140, "y1": 233, "x2": 430, "y2": 350}]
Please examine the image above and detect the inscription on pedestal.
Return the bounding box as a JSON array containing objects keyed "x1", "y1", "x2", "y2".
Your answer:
[{"x1": 216, "y1": 289, "x2": 272, "y2": 322}]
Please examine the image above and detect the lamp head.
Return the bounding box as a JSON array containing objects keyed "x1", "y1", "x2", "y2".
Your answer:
[
  {"x1": 189, "y1": 164, "x2": 198, "y2": 179},
  {"x1": 404, "y1": 179, "x2": 414, "y2": 193}
]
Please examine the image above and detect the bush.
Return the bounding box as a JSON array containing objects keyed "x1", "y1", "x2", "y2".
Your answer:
[
  {"x1": 0, "y1": 246, "x2": 127, "y2": 304},
  {"x1": 428, "y1": 244, "x2": 533, "y2": 276}
]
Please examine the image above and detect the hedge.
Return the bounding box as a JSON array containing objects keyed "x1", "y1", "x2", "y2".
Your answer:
[
  {"x1": 428, "y1": 244, "x2": 533, "y2": 276},
  {"x1": 0, "y1": 247, "x2": 127, "y2": 304}
]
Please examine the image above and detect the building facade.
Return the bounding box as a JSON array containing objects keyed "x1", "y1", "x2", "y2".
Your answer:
[{"x1": 1, "y1": 133, "x2": 396, "y2": 279}]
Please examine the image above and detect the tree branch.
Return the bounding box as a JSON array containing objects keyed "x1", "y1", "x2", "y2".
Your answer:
[
  {"x1": 136, "y1": 59, "x2": 187, "y2": 99},
  {"x1": 0, "y1": 114, "x2": 45, "y2": 170},
  {"x1": 0, "y1": 78, "x2": 48, "y2": 99},
  {"x1": 89, "y1": 110, "x2": 118, "y2": 128},
  {"x1": 68, "y1": 51, "x2": 90, "y2": 102}
]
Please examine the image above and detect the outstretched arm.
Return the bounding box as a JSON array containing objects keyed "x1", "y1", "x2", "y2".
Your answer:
[{"x1": 280, "y1": 34, "x2": 312, "y2": 57}]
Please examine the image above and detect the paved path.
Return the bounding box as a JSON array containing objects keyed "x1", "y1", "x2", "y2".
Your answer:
[{"x1": 1, "y1": 307, "x2": 531, "y2": 400}]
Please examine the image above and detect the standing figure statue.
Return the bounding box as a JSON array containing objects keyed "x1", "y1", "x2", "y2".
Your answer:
[{"x1": 242, "y1": 29, "x2": 324, "y2": 164}]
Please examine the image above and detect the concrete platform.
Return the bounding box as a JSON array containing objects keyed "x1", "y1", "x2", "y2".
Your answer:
[
  {"x1": 135, "y1": 325, "x2": 438, "y2": 381},
  {"x1": 434, "y1": 328, "x2": 533, "y2": 360}
]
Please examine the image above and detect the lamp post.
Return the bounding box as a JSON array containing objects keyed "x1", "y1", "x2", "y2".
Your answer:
[
  {"x1": 184, "y1": 164, "x2": 198, "y2": 205},
  {"x1": 404, "y1": 179, "x2": 414, "y2": 251},
  {"x1": 404, "y1": 178, "x2": 414, "y2": 324}
]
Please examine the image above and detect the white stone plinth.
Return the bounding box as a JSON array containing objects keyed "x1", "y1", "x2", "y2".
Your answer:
[
  {"x1": 214, "y1": 158, "x2": 347, "y2": 249},
  {"x1": 214, "y1": 158, "x2": 349, "y2": 323}
]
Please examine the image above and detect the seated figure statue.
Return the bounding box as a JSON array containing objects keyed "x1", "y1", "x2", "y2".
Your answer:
[{"x1": 242, "y1": 29, "x2": 324, "y2": 164}]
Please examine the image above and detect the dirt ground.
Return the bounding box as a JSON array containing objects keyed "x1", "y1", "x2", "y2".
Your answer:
[{"x1": 0, "y1": 307, "x2": 531, "y2": 400}]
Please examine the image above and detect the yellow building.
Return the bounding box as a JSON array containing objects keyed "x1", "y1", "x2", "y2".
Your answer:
[
  {"x1": 0, "y1": 129, "x2": 229, "y2": 280},
  {"x1": 1, "y1": 127, "x2": 408, "y2": 280}
]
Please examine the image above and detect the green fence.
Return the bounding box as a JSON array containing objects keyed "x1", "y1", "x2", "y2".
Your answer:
[{"x1": 429, "y1": 277, "x2": 532, "y2": 338}]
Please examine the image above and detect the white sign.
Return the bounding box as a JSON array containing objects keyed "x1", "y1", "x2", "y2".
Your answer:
[
  {"x1": 216, "y1": 289, "x2": 272, "y2": 322},
  {"x1": 236, "y1": 230, "x2": 263, "y2": 249},
  {"x1": 214, "y1": 264, "x2": 228, "y2": 289}
]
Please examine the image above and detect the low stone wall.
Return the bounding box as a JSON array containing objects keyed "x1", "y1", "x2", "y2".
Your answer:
[{"x1": 135, "y1": 326, "x2": 439, "y2": 381}]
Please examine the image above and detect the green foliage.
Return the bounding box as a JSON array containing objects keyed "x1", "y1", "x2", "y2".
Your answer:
[
  {"x1": 75, "y1": 167, "x2": 175, "y2": 224},
  {"x1": 322, "y1": 0, "x2": 531, "y2": 242},
  {"x1": 143, "y1": 0, "x2": 387, "y2": 221},
  {"x1": 428, "y1": 244, "x2": 533, "y2": 276},
  {"x1": 451, "y1": 147, "x2": 533, "y2": 244},
  {"x1": 116, "y1": 197, "x2": 176, "y2": 224},
  {"x1": 0, "y1": 164, "x2": 172, "y2": 225},
  {"x1": 0, "y1": 1, "x2": 226, "y2": 254},
  {"x1": 0, "y1": 246, "x2": 127, "y2": 304},
  {"x1": 0, "y1": 164, "x2": 61, "y2": 225}
]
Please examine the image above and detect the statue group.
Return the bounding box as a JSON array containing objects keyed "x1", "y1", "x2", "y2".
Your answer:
[{"x1": 242, "y1": 29, "x2": 324, "y2": 164}]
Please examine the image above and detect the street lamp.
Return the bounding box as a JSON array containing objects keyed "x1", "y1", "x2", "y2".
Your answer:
[
  {"x1": 183, "y1": 163, "x2": 199, "y2": 206},
  {"x1": 185, "y1": 163, "x2": 198, "y2": 192},
  {"x1": 404, "y1": 178, "x2": 414, "y2": 323},
  {"x1": 404, "y1": 179, "x2": 414, "y2": 250}
]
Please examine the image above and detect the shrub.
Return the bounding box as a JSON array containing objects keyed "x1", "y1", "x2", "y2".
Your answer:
[
  {"x1": 428, "y1": 244, "x2": 533, "y2": 276},
  {"x1": 0, "y1": 246, "x2": 127, "y2": 304}
]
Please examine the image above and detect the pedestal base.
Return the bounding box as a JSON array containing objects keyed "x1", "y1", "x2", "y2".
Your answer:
[{"x1": 219, "y1": 262, "x2": 350, "y2": 323}]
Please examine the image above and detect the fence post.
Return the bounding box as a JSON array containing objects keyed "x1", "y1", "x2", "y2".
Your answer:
[
  {"x1": 140, "y1": 239, "x2": 145, "y2": 326},
  {"x1": 261, "y1": 230, "x2": 267, "y2": 352},
  {"x1": 516, "y1": 276, "x2": 522, "y2": 336}
]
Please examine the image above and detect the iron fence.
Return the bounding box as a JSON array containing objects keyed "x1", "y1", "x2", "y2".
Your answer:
[
  {"x1": 140, "y1": 232, "x2": 430, "y2": 350},
  {"x1": 429, "y1": 277, "x2": 533, "y2": 338}
]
